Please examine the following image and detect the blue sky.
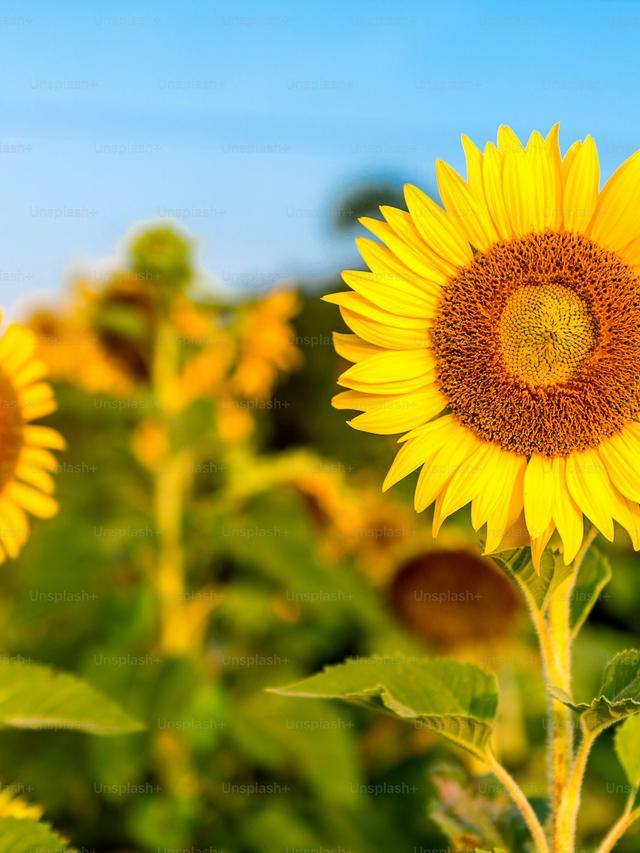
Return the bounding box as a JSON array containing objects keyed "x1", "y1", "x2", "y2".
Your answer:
[{"x1": 0, "y1": 0, "x2": 638, "y2": 312}]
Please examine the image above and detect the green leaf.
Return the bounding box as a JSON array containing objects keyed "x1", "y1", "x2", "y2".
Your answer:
[
  {"x1": 270, "y1": 656, "x2": 498, "y2": 759},
  {"x1": 552, "y1": 650, "x2": 640, "y2": 733},
  {"x1": 232, "y1": 693, "x2": 364, "y2": 807},
  {"x1": 490, "y1": 547, "x2": 572, "y2": 611},
  {"x1": 0, "y1": 659, "x2": 145, "y2": 735},
  {"x1": 0, "y1": 816, "x2": 72, "y2": 852},
  {"x1": 570, "y1": 546, "x2": 612, "y2": 637},
  {"x1": 615, "y1": 714, "x2": 640, "y2": 790}
]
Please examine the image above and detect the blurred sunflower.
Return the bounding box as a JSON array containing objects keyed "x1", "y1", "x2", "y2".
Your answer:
[
  {"x1": 27, "y1": 296, "x2": 137, "y2": 397},
  {"x1": 327, "y1": 125, "x2": 640, "y2": 566},
  {"x1": 388, "y1": 548, "x2": 521, "y2": 649},
  {"x1": 0, "y1": 321, "x2": 64, "y2": 561},
  {"x1": 83, "y1": 272, "x2": 155, "y2": 383},
  {"x1": 230, "y1": 287, "x2": 302, "y2": 400}
]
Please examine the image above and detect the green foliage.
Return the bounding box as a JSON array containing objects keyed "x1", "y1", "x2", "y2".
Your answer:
[
  {"x1": 571, "y1": 547, "x2": 612, "y2": 637},
  {"x1": 553, "y1": 650, "x2": 640, "y2": 733},
  {"x1": 0, "y1": 660, "x2": 144, "y2": 735},
  {"x1": 615, "y1": 714, "x2": 640, "y2": 790},
  {"x1": 491, "y1": 547, "x2": 572, "y2": 612},
  {"x1": 0, "y1": 817, "x2": 71, "y2": 852},
  {"x1": 230, "y1": 693, "x2": 363, "y2": 807},
  {"x1": 271, "y1": 656, "x2": 499, "y2": 760}
]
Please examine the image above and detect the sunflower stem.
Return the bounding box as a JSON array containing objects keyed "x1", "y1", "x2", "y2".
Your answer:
[
  {"x1": 151, "y1": 308, "x2": 188, "y2": 654},
  {"x1": 543, "y1": 528, "x2": 597, "y2": 852},
  {"x1": 546, "y1": 574, "x2": 575, "y2": 848},
  {"x1": 597, "y1": 789, "x2": 640, "y2": 853},
  {"x1": 553, "y1": 724, "x2": 596, "y2": 852},
  {"x1": 485, "y1": 751, "x2": 550, "y2": 853}
]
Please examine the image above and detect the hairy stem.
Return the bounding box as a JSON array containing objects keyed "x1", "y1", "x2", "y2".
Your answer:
[
  {"x1": 518, "y1": 527, "x2": 597, "y2": 851},
  {"x1": 554, "y1": 725, "x2": 597, "y2": 850},
  {"x1": 485, "y1": 751, "x2": 550, "y2": 853},
  {"x1": 547, "y1": 573, "x2": 575, "y2": 847},
  {"x1": 597, "y1": 791, "x2": 640, "y2": 853},
  {"x1": 152, "y1": 310, "x2": 187, "y2": 654}
]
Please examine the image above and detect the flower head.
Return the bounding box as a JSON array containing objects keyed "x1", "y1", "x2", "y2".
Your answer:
[
  {"x1": 327, "y1": 126, "x2": 640, "y2": 566},
  {"x1": 0, "y1": 320, "x2": 64, "y2": 561}
]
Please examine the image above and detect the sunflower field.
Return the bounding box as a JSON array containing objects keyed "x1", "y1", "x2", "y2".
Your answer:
[{"x1": 1, "y1": 84, "x2": 640, "y2": 853}]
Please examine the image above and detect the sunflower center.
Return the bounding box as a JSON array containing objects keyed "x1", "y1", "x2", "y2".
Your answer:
[
  {"x1": 431, "y1": 231, "x2": 640, "y2": 456},
  {"x1": 0, "y1": 369, "x2": 23, "y2": 486},
  {"x1": 499, "y1": 283, "x2": 596, "y2": 386}
]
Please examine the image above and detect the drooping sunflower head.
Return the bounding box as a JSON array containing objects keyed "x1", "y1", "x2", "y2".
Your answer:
[
  {"x1": 0, "y1": 319, "x2": 65, "y2": 562},
  {"x1": 327, "y1": 125, "x2": 640, "y2": 566}
]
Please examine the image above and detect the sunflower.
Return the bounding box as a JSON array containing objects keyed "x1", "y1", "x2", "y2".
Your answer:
[
  {"x1": 326, "y1": 125, "x2": 640, "y2": 567},
  {"x1": 230, "y1": 287, "x2": 302, "y2": 400},
  {"x1": 0, "y1": 320, "x2": 64, "y2": 561}
]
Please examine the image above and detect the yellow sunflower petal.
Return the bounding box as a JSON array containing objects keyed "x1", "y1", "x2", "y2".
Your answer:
[
  {"x1": 342, "y1": 269, "x2": 439, "y2": 316},
  {"x1": 598, "y1": 425, "x2": 640, "y2": 502},
  {"x1": 4, "y1": 482, "x2": 59, "y2": 519},
  {"x1": 332, "y1": 333, "x2": 383, "y2": 363},
  {"x1": 563, "y1": 136, "x2": 599, "y2": 233},
  {"x1": 588, "y1": 148, "x2": 640, "y2": 252},
  {"x1": 383, "y1": 415, "x2": 454, "y2": 491},
  {"x1": 0, "y1": 518, "x2": 20, "y2": 558},
  {"x1": 436, "y1": 159, "x2": 498, "y2": 251},
  {"x1": 415, "y1": 423, "x2": 481, "y2": 514},
  {"x1": 531, "y1": 521, "x2": 556, "y2": 572},
  {"x1": 484, "y1": 457, "x2": 526, "y2": 554},
  {"x1": 0, "y1": 325, "x2": 37, "y2": 372},
  {"x1": 403, "y1": 184, "x2": 474, "y2": 268},
  {"x1": 12, "y1": 359, "x2": 49, "y2": 388},
  {"x1": 471, "y1": 447, "x2": 514, "y2": 530},
  {"x1": 348, "y1": 386, "x2": 446, "y2": 435},
  {"x1": 323, "y1": 292, "x2": 429, "y2": 329},
  {"x1": 338, "y1": 349, "x2": 435, "y2": 392},
  {"x1": 16, "y1": 465, "x2": 55, "y2": 495},
  {"x1": 0, "y1": 499, "x2": 29, "y2": 546},
  {"x1": 611, "y1": 490, "x2": 640, "y2": 550},
  {"x1": 501, "y1": 134, "x2": 540, "y2": 235},
  {"x1": 22, "y1": 426, "x2": 66, "y2": 450},
  {"x1": 339, "y1": 307, "x2": 428, "y2": 350},
  {"x1": 565, "y1": 450, "x2": 615, "y2": 541},
  {"x1": 544, "y1": 123, "x2": 563, "y2": 230},
  {"x1": 481, "y1": 142, "x2": 513, "y2": 240},
  {"x1": 19, "y1": 383, "x2": 55, "y2": 405},
  {"x1": 21, "y1": 398, "x2": 57, "y2": 421},
  {"x1": 562, "y1": 140, "x2": 582, "y2": 185},
  {"x1": 355, "y1": 236, "x2": 448, "y2": 288},
  {"x1": 551, "y1": 457, "x2": 584, "y2": 564},
  {"x1": 19, "y1": 447, "x2": 58, "y2": 471},
  {"x1": 333, "y1": 386, "x2": 441, "y2": 415},
  {"x1": 497, "y1": 125, "x2": 524, "y2": 156},
  {"x1": 438, "y1": 442, "x2": 494, "y2": 523},
  {"x1": 363, "y1": 212, "x2": 456, "y2": 280},
  {"x1": 523, "y1": 455, "x2": 554, "y2": 538},
  {"x1": 473, "y1": 448, "x2": 525, "y2": 535},
  {"x1": 0, "y1": 532, "x2": 10, "y2": 561},
  {"x1": 461, "y1": 134, "x2": 483, "y2": 189},
  {"x1": 381, "y1": 206, "x2": 460, "y2": 278},
  {"x1": 332, "y1": 390, "x2": 381, "y2": 411}
]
